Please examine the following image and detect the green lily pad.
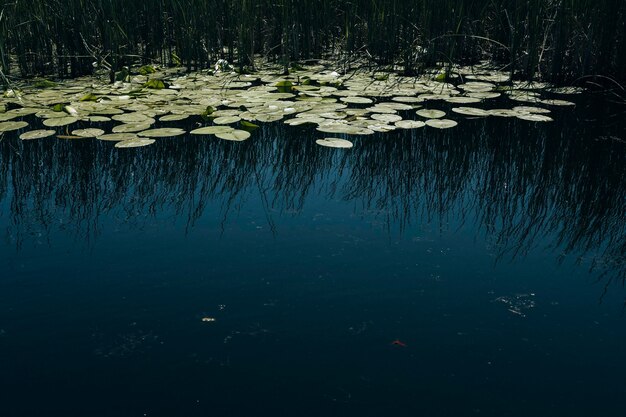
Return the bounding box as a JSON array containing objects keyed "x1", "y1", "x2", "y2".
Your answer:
[
  {"x1": 97, "y1": 133, "x2": 139, "y2": 142},
  {"x1": 115, "y1": 138, "x2": 156, "y2": 148},
  {"x1": 340, "y1": 96, "x2": 373, "y2": 104},
  {"x1": 112, "y1": 123, "x2": 152, "y2": 133},
  {"x1": 190, "y1": 126, "x2": 235, "y2": 135},
  {"x1": 488, "y1": 109, "x2": 520, "y2": 117},
  {"x1": 416, "y1": 109, "x2": 446, "y2": 119},
  {"x1": 255, "y1": 113, "x2": 283, "y2": 123},
  {"x1": 137, "y1": 128, "x2": 186, "y2": 137},
  {"x1": 451, "y1": 107, "x2": 490, "y2": 117},
  {"x1": 159, "y1": 114, "x2": 189, "y2": 122},
  {"x1": 215, "y1": 129, "x2": 251, "y2": 141},
  {"x1": 394, "y1": 120, "x2": 426, "y2": 129},
  {"x1": 112, "y1": 112, "x2": 154, "y2": 123},
  {"x1": 0, "y1": 121, "x2": 29, "y2": 132},
  {"x1": 42, "y1": 116, "x2": 78, "y2": 127},
  {"x1": 213, "y1": 116, "x2": 241, "y2": 125},
  {"x1": 19, "y1": 129, "x2": 56, "y2": 140},
  {"x1": 72, "y1": 128, "x2": 106, "y2": 138},
  {"x1": 315, "y1": 138, "x2": 353, "y2": 148},
  {"x1": 516, "y1": 113, "x2": 553, "y2": 122},
  {"x1": 371, "y1": 114, "x2": 402, "y2": 123},
  {"x1": 425, "y1": 119, "x2": 458, "y2": 129},
  {"x1": 512, "y1": 106, "x2": 551, "y2": 114}
]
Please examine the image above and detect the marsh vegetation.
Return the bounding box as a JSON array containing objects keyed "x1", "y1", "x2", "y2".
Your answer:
[{"x1": 0, "y1": 0, "x2": 624, "y2": 85}]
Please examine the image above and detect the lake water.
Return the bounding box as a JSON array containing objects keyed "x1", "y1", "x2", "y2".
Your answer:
[{"x1": 0, "y1": 93, "x2": 625, "y2": 416}]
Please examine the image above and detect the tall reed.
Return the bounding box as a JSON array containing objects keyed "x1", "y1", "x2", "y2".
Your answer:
[{"x1": 0, "y1": 0, "x2": 624, "y2": 84}]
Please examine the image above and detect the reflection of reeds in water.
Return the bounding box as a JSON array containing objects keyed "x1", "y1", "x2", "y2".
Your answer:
[
  {"x1": 1, "y1": 105, "x2": 625, "y2": 286},
  {"x1": 1, "y1": 1, "x2": 625, "y2": 83}
]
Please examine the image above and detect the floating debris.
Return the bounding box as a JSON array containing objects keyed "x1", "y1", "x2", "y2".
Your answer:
[{"x1": 494, "y1": 293, "x2": 536, "y2": 317}]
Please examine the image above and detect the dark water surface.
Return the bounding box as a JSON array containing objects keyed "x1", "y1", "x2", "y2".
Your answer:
[{"x1": 1, "y1": 94, "x2": 625, "y2": 417}]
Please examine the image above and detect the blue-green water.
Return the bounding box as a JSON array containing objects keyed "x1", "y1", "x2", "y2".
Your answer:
[{"x1": 0, "y1": 95, "x2": 625, "y2": 417}]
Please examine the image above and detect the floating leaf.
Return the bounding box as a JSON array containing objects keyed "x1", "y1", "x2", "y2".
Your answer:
[
  {"x1": 87, "y1": 116, "x2": 112, "y2": 123},
  {"x1": 97, "y1": 133, "x2": 139, "y2": 142},
  {"x1": 254, "y1": 113, "x2": 283, "y2": 123},
  {"x1": 516, "y1": 114, "x2": 554, "y2": 122},
  {"x1": 451, "y1": 107, "x2": 490, "y2": 117},
  {"x1": 137, "y1": 128, "x2": 186, "y2": 137},
  {"x1": 112, "y1": 123, "x2": 152, "y2": 133},
  {"x1": 340, "y1": 96, "x2": 373, "y2": 104},
  {"x1": 488, "y1": 109, "x2": 519, "y2": 117},
  {"x1": 115, "y1": 138, "x2": 156, "y2": 148},
  {"x1": 190, "y1": 126, "x2": 234, "y2": 135},
  {"x1": 20, "y1": 129, "x2": 55, "y2": 140},
  {"x1": 540, "y1": 99, "x2": 575, "y2": 106},
  {"x1": 416, "y1": 109, "x2": 446, "y2": 119},
  {"x1": 72, "y1": 128, "x2": 105, "y2": 138},
  {"x1": 42, "y1": 116, "x2": 78, "y2": 127},
  {"x1": 315, "y1": 138, "x2": 353, "y2": 148},
  {"x1": 215, "y1": 129, "x2": 251, "y2": 141},
  {"x1": 394, "y1": 120, "x2": 426, "y2": 129},
  {"x1": 213, "y1": 116, "x2": 241, "y2": 125},
  {"x1": 512, "y1": 106, "x2": 551, "y2": 114},
  {"x1": 159, "y1": 114, "x2": 189, "y2": 122},
  {"x1": 425, "y1": 119, "x2": 458, "y2": 129},
  {"x1": 371, "y1": 114, "x2": 402, "y2": 123},
  {"x1": 112, "y1": 112, "x2": 154, "y2": 123}
]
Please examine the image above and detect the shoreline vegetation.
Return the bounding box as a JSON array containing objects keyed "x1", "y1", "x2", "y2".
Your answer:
[{"x1": 0, "y1": 0, "x2": 624, "y2": 86}]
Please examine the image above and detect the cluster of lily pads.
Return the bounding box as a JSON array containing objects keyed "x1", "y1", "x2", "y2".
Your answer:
[{"x1": 0, "y1": 62, "x2": 580, "y2": 149}]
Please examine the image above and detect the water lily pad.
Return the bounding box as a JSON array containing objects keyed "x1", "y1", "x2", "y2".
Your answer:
[
  {"x1": 19, "y1": 129, "x2": 56, "y2": 140},
  {"x1": 488, "y1": 109, "x2": 520, "y2": 117},
  {"x1": 416, "y1": 109, "x2": 446, "y2": 119},
  {"x1": 97, "y1": 133, "x2": 139, "y2": 142},
  {"x1": 512, "y1": 106, "x2": 551, "y2": 114},
  {"x1": 444, "y1": 96, "x2": 481, "y2": 104},
  {"x1": 516, "y1": 114, "x2": 554, "y2": 122},
  {"x1": 213, "y1": 116, "x2": 241, "y2": 125},
  {"x1": 112, "y1": 123, "x2": 153, "y2": 133},
  {"x1": 451, "y1": 107, "x2": 490, "y2": 117},
  {"x1": 137, "y1": 128, "x2": 186, "y2": 137},
  {"x1": 369, "y1": 124, "x2": 396, "y2": 132},
  {"x1": 392, "y1": 96, "x2": 424, "y2": 103},
  {"x1": 371, "y1": 113, "x2": 402, "y2": 123},
  {"x1": 190, "y1": 126, "x2": 234, "y2": 135},
  {"x1": 340, "y1": 96, "x2": 373, "y2": 104},
  {"x1": 394, "y1": 120, "x2": 426, "y2": 129},
  {"x1": 215, "y1": 129, "x2": 251, "y2": 141},
  {"x1": 159, "y1": 114, "x2": 189, "y2": 122},
  {"x1": 0, "y1": 121, "x2": 29, "y2": 132},
  {"x1": 425, "y1": 119, "x2": 458, "y2": 129},
  {"x1": 112, "y1": 112, "x2": 154, "y2": 123},
  {"x1": 540, "y1": 99, "x2": 575, "y2": 106},
  {"x1": 315, "y1": 138, "x2": 353, "y2": 148},
  {"x1": 316, "y1": 123, "x2": 374, "y2": 135},
  {"x1": 255, "y1": 113, "x2": 283, "y2": 123},
  {"x1": 72, "y1": 128, "x2": 105, "y2": 138},
  {"x1": 115, "y1": 138, "x2": 156, "y2": 148},
  {"x1": 42, "y1": 117, "x2": 78, "y2": 127},
  {"x1": 87, "y1": 116, "x2": 112, "y2": 123}
]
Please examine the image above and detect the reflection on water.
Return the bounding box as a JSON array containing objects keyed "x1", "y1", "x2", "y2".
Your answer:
[
  {"x1": 1, "y1": 96, "x2": 625, "y2": 290},
  {"x1": 1, "y1": 94, "x2": 626, "y2": 417}
]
